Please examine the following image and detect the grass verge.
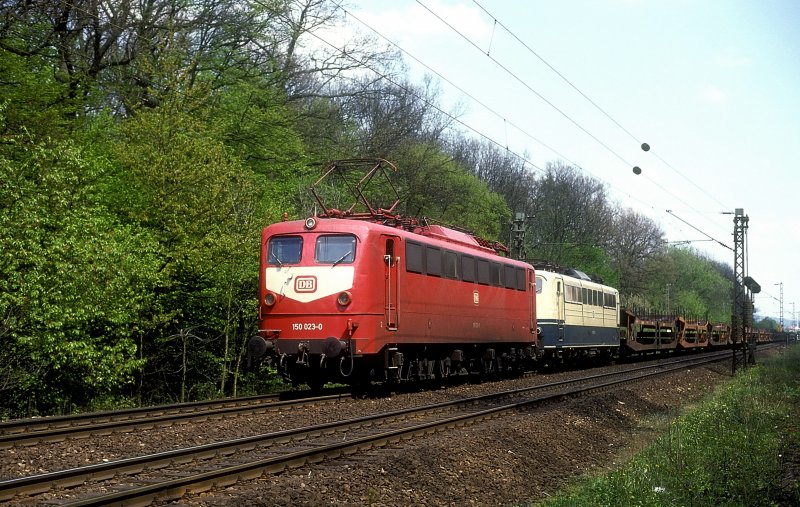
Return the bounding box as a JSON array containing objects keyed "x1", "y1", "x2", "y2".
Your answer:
[{"x1": 539, "y1": 346, "x2": 800, "y2": 506}]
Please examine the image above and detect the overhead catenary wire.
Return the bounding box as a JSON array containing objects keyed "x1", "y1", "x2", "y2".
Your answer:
[
  {"x1": 304, "y1": 31, "x2": 543, "y2": 169},
  {"x1": 469, "y1": 0, "x2": 734, "y2": 233},
  {"x1": 340, "y1": 3, "x2": 729, "y2": 249},
  {"x1": 413, "y1": 0, "x2": 733, "y2": 244},
  {"x1": 323, "y1": 2, "x2": 670, "y2": 216},
  {"x1": 470, "y1": 0, "x2": 733, "y2": 214},
  {"x1": 327, "y1": 0, "x2": 581, "y2": 169},
  {"x1": 666, "y1": 210, "x2": 732, "y2": 251},
  {"x1": 414, "y1": 0, "x2": 635, "y2": 170}
]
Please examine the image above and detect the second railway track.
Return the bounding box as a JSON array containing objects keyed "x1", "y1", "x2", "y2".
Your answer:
[{"x1": 0, "y1": 388, "x2": 351, "y2": 449}]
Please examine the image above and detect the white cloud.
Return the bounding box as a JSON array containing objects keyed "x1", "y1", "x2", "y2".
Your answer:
[{"x1": 703, "y1": 85, "x2": 728, "y2": 104}]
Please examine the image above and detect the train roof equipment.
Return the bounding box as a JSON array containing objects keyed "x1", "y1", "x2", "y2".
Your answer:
[
  {"x1": 307, "y1": 158, "x2": 509, "y2": 255},
  {"x1": 531, "y1": 261, "x2": 603, "y2": 284}
]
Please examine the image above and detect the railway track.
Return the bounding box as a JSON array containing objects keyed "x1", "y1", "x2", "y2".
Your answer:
[
  {"x1": 0, "y1": 387, "x2": 351, "y2": 449},
  {"x1": 0, "y1": 350, "x2": 738, "y2": 506}
]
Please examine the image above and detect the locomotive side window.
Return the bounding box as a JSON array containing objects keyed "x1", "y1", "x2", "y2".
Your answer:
[
  {"x1": 477, "y1": 259, "x2": 490, "y2": 285},
  {"x1": 490, "y1": 262, "x2": 502, "y2": 286},
  {"x1": 462, "y1": 255, "x2": 476, "y2": 282},
  {"x1": 516, "y1": 268, "x2": 526, "y2": 291},
  {"x1": 443, "y1": 250, "x2": 458, "y2": 279},
  {"x1": 426, "y1": 246, "x2": 442, "y2": 277},
  {"x1": 582, "y1": 287, "x2": 588, "y2": 304},
  {"x1": 403, "y1": 239, "x2": 527, "y2": 291},
  {"x1": 406, "y1": 241, "x2": 424, "y2": 273},
  {"x1": 504, "y1": 265, "x2": 516, "y2": 289},
  {"x1": 315, "y1": 235, "x2": 356, "y2": 264},
  {"x1": 267, "y1": 236, "x2": 303, "y2": 265},
  {"x1": 535, "y1": 276, "x2": 543, "y2": 294}
]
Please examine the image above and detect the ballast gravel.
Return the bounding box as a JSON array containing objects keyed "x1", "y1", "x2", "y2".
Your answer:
[{"x1": 0, "y1": 355, "x2": 756, "y2": 506}]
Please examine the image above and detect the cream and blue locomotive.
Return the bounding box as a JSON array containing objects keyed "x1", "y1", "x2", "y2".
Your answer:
[{"x1": 534, "y1": 265, "x2": 620, "y2": 359}]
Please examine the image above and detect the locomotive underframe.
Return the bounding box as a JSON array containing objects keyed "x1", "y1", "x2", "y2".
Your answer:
[{"x1": 267, "y1": 338, "x2": 541, "y2": 388}]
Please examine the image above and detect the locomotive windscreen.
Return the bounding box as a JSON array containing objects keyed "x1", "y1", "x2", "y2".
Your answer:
[
  {"x1": 315, "y1": 234, "x2": 356, "y2": 264},
  {"x1": 267, "y1": 236, "x2": 302, "y2": 265}
]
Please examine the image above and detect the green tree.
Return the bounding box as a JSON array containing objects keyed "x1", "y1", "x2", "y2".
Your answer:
[
  {"x1": 755, "y1": 316, "x2": 780, "y2": 331},
  {"x1": 392, "y1": 145, "x2": 511, "y2": 240},
  {"x1": 642, "y1": 247, "x2": 732, "y2": 322},
  {"x1": 0, "y1": 46, "x2": 74, "y2": 139},
  {"x1": 527, "y1": 162, "x2": 615, "y2": 266},
  {"x1": 108, "y1": 95, "x2": 263, "y2": 401},
  {"x1": 0, "y1": 132, "x2": 159, "y2": 416}
]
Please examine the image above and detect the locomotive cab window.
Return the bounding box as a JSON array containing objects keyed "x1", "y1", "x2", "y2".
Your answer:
[
  {"x1": 315, "y1": 235, "x2": 356, "y2": 264},
  {"x1": 267, "y1": 236, "x2": 303, "y2": 265},
  {"x1": 516, "y1": 268, "x2": 526, "y2": 291}
]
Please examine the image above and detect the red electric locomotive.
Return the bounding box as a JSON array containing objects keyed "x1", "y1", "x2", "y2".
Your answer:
[{"x1": 248, "y1": 160, "x2": 541, "y2": 388}]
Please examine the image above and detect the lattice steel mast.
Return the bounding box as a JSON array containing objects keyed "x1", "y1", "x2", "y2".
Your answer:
[{"x1": 732, "y1": 208, "x2": 751, "y2": 373}]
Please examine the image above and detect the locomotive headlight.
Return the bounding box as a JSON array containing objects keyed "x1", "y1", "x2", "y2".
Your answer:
[
  {"x1": 304, "y1": 217, "x2": 317, "y2": 230},
  {"x1": 337, "y1": 291, "x2": 352, "y2": 306},
  {"x1": 264, "y1": 292, "x2": 277, "y2": 306}
]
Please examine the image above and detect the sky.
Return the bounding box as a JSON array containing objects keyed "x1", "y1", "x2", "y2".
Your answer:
[{"x1": 322, "y1": 0, "x2": 800, "y2": 325}]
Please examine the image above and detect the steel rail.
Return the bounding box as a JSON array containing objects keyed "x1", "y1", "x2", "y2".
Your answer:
[
  {"x1": 0, "y1": 391, "x2": 351, "y2": 450},
  {"x1": 0, "y1": 351, "x2": 733, "y2": 504},
  {"x1": 0, "y1": 393, "x2": 284, "y2": 436}
]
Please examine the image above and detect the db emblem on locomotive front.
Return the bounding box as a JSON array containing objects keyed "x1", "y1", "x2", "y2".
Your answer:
[{"x1": 295, "y1": 276, "x2": 317, "y2": 293}]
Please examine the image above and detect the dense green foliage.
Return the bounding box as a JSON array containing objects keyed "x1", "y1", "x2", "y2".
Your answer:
[
  {"x1": 541, "y1": 346, "x2": 800, "y2": 506},
  {"x1": 0, "y1": 134, "x2": 156, "y2": 413},
  {"x1": 0, "y1": 0, "x2": 735, "y2": 417}
]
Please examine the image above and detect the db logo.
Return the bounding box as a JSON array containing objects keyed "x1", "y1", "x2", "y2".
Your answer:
[{"x1": 295, "y1": 276, "x2": 317, "y2": 293}]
